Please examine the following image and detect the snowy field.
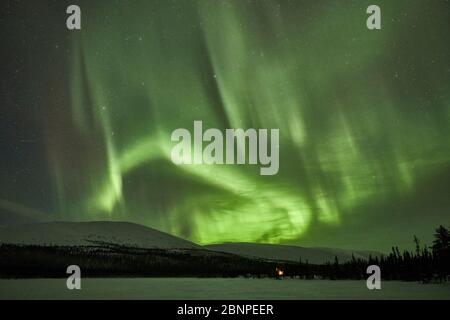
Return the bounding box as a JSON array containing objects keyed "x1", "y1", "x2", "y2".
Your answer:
[{"x1": 0, "y1": 278, "x2": 449, "y2": 300}]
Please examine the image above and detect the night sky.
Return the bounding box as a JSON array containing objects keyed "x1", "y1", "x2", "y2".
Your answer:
[{"x1": 1, "y1": 0, "x2": 449, "y2": 252}]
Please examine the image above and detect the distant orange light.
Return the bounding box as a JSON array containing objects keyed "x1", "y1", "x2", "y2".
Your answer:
[{"x1": 278, "y1": 270, "x2": 284, "y2": 276}]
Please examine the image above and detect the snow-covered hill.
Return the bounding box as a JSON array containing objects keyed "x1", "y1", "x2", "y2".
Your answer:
[
  {"x1": 205, "y1": 243, "x2": 382, "y2": 264},
  {"x1": 0, "y1": 221, "x2": 200, "y2": 249},
  {"x1": 0, "y1": 221, "x2": 382, "y2": 264}
]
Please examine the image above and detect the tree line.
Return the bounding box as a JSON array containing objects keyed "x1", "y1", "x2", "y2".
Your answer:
[
  {"x1": 320, "y1": 225, "x2": 450, "y2": 282},
  {"x1": 0, "y1": 225, "x2": 448, "y2": 282}
]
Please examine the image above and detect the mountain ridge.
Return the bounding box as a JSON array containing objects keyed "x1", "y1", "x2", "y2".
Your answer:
[
  {"x1": 205, "y1": 242, "x2": 383, "y2": 264},
  {"x1": 0, "y1": 221, "x2": 200, "y2": 249},
  {"x1": 0, "y1": 221, "x2": 382, "y2": 264}
]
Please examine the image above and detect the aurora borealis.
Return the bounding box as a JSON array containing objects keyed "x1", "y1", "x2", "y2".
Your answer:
[{"x1": 1, "y1": 0, "x2": 449, "y2": 251}]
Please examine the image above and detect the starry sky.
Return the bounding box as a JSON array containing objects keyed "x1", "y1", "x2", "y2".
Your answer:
[{"x1": 1, "y1": 0, "x2": 449, "y2": 252}]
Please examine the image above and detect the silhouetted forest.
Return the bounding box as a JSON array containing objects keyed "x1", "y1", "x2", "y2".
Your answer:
[
  {"x1": 319, "y1": 225, "x2": 450, "y2": 282},
  {"x1": 0, "y1": 225, "x2": 448, "y2": 281}
]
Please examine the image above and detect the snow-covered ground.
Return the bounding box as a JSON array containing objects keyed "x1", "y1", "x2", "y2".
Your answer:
[{"x1": 0, "y1": 278, "x2": 448, "y2": 300}]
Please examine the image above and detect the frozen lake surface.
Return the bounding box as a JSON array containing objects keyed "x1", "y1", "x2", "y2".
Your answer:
[{"x1": 0, "y1": 278, "x2": 449, "y2": 300}]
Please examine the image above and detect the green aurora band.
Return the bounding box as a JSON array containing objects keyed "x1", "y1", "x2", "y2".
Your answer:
[{"x1": 41, "y1": 0, "x2": 450, "y2": 250}]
